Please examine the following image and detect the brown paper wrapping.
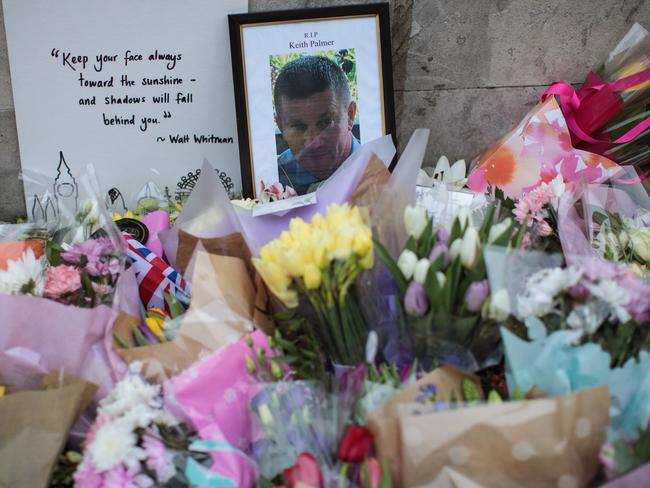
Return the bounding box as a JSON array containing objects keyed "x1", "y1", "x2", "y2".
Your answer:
[
  {"x1": 370, "y1": 370, "x2": 609, "y2": 488},
  {"x1": 0, "y1": 373, "x2": 97, "y2": 488},
  {"x1": 349, "y1": 153, "x2": 391, "y2": 209},
  {"x1": 367, "y1": 367, "x2": 482, "y2": 484},
  {"x1": 113, "y1": 250, "x2": 272, "y2": 383}
]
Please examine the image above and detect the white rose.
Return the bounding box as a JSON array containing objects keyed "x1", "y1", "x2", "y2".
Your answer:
[
  {"x1": 397, "y1": 249, "x2": 418, "y2": 280},
  {"x1": 404, "y1": 205, "x2": 428, "y2": 240}
]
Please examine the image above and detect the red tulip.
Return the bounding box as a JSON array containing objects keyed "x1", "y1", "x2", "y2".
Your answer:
[
  {"x1": 360, "y1": 457, "x2": 383, "y2": 488},
  {"x1": 282, "y1": 452, "x2": 323, "y2": 488},
  {"x1": 337, "y1": 425, "x2": 375, "y2": 463}
]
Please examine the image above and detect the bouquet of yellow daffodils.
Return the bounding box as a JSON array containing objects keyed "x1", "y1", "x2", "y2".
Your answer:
[{"x1": 253, "y1": 204, "x2": 373, "y2": 365}]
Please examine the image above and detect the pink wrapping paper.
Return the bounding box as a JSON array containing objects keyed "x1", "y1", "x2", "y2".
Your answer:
[
  {"x1": 468, "y1": 97, "x2": 621, "y2": 198},
  {"x1": 163, "y1": 331, "x2": 270, "y2": 486},
  {"x1": 141, "y1": 210, "x2": 170, "y2": 258},
  {"x1": 0, "y1": 268, "x2": 139, "y2": 397},
  {"x1": 163, "y1": 330, "x2": 269, "y2": 449}
]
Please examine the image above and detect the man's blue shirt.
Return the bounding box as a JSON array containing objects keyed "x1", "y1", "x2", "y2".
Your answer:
[{"x1": 277, "y1": 135, "x2": 361, "y2": 194}]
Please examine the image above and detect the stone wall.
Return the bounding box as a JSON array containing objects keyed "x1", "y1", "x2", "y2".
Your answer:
[{"x1": 1, "y1": 0, "x2": 649, "y2": 220}]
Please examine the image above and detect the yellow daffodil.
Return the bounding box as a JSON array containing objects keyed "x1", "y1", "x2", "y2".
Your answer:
[
  {"x1": 145, "y1": 316, "x2": 166, "y2": 342},
  {"x1": 303, "y1": 263, "x2": 322, "y2": 290},
  {"x1": 0, "y1": 385, "x2": 5, "y2": 397}
]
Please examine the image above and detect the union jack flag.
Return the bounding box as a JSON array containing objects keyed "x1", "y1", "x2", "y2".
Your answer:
[{"x1": 123, "y1": 235, "x2": 191, "y2": 312}]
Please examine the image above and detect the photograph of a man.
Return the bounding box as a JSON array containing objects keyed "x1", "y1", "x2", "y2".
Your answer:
[{"x1": 273, "y1": 54, "x2": 360, "y2": 194}]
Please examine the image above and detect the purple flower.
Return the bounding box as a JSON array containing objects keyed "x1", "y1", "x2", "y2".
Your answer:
[
  {"x1": 143, "y1": 433, "x2": 174, "y2": 482},
  {"x1": 415, "y1": 383, "x2": 437, "y2": 403},
  {"x1": 405, "y1": 282, "x2": 429, "y2": 316},
  {"x1": 429, "y1": 243, "x2": 450, "y2": 268},
  {"x1": 619, "y1": 275, "x2": 650, "y2": 323},
  {"x1": 62, "y1": 238, "x2": 118, "y2": 277},
  {"x1": 437, "y1": 227, "x2": 450, "y2": 245},
  {"x1": 464, "y1": 279, "x2": 489, "y2": 312}
]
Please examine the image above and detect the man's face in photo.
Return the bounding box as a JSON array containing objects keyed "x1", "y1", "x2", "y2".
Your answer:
[{"x1": 276, "y1": 88, "x2": 357, "y2": 181}]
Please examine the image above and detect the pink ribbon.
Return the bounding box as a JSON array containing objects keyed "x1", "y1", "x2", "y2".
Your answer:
[{"x1": 542, "y1": 67, "x2": 650, "y2": 145}]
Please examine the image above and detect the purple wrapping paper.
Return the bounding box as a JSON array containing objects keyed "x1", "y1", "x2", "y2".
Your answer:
[{"x1": 159, "y1": 135, "x2": 396, "y2": 264}]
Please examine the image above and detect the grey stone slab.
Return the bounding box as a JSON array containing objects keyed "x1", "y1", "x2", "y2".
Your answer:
[
  {"x1": 0, "y1": 1, "x2": 15, "y2": 110},
  {"x1": 394, "y1": 85, "x2": 545, "y2": 166},
  {"x1": 0, "y1": 109, "x2": 25, "y2": 221},
  {"x1": 398, "y1": 0, "x2": 650, "y2": 90}
]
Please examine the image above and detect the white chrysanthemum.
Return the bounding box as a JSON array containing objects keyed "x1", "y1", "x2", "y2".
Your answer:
[
  {"x1": 99, "y1": 374, "x2": 162, "y2": 419},
  {"x1": 88, "y1": 422, "x2": 141, "y2": 471},
  {"x1": 566, "y1": 302, "x2": 608, "y2": 334},
  {"x1": 0, "y1": 248, "x2": 46, "y2": 296},
  {"x1": 587, "y1": 280, "x2": 631, "y2": 323},
  {"x1": 517, "y1": 266, "x2": 582, "y2": 317}
]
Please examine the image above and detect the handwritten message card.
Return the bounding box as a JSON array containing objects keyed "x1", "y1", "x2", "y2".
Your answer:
[{"x1": 3, "y1": 0, "x2": 247, "y2": 215}]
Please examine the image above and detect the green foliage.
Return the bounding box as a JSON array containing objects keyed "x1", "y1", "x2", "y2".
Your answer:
[{"x1": 462, "y1": 378, "x2": 482, "y2": 402}]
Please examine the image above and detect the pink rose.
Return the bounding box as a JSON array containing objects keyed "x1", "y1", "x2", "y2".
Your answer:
[{"x1": 44, "y1": 264, "x2": 82, "y2": 298}]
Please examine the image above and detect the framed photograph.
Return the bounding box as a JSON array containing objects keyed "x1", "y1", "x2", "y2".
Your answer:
[{"x1": 229, "y1": 3, "x2": 395, "y2": 198}]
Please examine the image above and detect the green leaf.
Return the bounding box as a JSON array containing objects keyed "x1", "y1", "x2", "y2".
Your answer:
[
  {"x1": 462, "y1": 378, "x2": 481, "y2": 402},
  {"x1": 592, "y1": 210, "x2": 609, "y2": 226},
  {"x1": 511, "y1": 217, "x2": 528, "y2": 249},
  {"x1": 133, "y1": 325, "x2": 151, "y2": 347},
  {"x1": 478, "y1": 203, "x2": 496, "y2": 242},
  {"x1": 491, "y1": 221, "x2": 515, "y2": 247},
  {"x1": 379, "y1": 458, "x2": 393, "y2": 488},
  {"x1": 449, "y1": 218, "x2": 461, "y2": 243},
  {"x1": 487, "y1": 390, "x2": 503, "y2": 404},
  {"x1": 373, "y1": 238, "x2": 408, "y2": 294},
  {"x1": 418, "y1": 217, "x2": 434, "y2": 257},
  {"x1": 511, "y1": 386, "x2": 525, "y2": 401},
  {"x1": 164, "y1": 292, "x2": 186, "y2": 318}
]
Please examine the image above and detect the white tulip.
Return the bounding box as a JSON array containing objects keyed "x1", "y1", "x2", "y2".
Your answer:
[
  {"x1": 436, "y1": 271, "x2": 446, "y2": 288},
  {"x1": 413, "y1": 258, "x2": 431, "y2": 284},
  {"x1": 449, "y1": 239, "x2": 462, "y2": 260},
  {"x1": 397, "y1": 249, "x2": 418, "y2": 279},
  {"x1": 453, "y1": 206, "x2": 471, "y2": 230},
  {"x1": 460, "y1": 227, "x2": 480, "y2": 268},
  {"x1": 404, "y1": 205, "x2": 428, "y2": 240},
  {"x1": 487, "y1": 288, "x2": 511, "y2": 322},
  {"x1": 619, "y1": 230, "x2": 629, "y2": 248},
  {"x1": 488, "y1": 218, "x2": 512, "y2": 244}
]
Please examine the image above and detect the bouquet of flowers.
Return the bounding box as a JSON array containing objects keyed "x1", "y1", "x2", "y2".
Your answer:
[
  {"x1": 374, "y1": 202, "x2": 524, "y2": 370},
  {"x1": 75, "y1": 364, "x2": 252, "y2": 487},
  {"x1": 253, "y1": 203, "x2": 374, "y2": 366}
]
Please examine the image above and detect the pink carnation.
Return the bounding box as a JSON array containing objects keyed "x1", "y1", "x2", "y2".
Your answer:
[
  {"x1": 143, "y1": 433, "x2": 174, "y2": 482},
  {"x1": 74, "y1": 460, "x2": 104, "y2": 488},
  {"x1": 43, "y1": 264, "x2": 81, "y2": 298}
]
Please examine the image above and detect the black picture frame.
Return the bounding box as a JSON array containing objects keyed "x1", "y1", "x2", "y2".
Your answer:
[{"x1": 229, "y1": 3, "x2": 395, "y2": 198}]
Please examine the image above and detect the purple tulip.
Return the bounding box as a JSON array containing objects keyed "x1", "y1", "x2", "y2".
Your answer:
[
  {"x1": 437, "y1": 227, "x2": 450, "y2": 245},
  {"x1": 429, "y1": 243, "x2": 450, "y2": 268},
  {"x1": 464, "y1": 279, "x2": 489, "y2": 312},
  {"x1": 405, "y1": 282, "x2": 429, "y2": 317}
]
